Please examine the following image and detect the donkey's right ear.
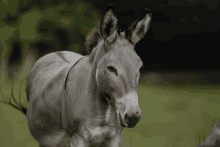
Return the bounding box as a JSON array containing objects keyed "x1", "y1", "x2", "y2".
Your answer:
[{"x1": 100, "y1": 5, "x2": 118, "y2": 44}]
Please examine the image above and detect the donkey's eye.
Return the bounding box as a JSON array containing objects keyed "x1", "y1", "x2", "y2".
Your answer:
[{"x1": 107, "y1": 66, "x2": 117, "y2": 75}]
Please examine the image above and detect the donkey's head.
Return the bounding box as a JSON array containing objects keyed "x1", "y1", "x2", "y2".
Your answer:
[{"x1": 88, "y1": 6, "x2": 151, "y2": 128}]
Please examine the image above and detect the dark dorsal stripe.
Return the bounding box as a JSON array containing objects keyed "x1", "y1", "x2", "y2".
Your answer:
[{"x1": 64, "y1": 57, "x2": 85, "y2": 90}]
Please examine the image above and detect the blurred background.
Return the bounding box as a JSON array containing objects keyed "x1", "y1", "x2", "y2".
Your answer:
[{"x1": 0, "y1": 0, "x2": 220, "y2": 147}]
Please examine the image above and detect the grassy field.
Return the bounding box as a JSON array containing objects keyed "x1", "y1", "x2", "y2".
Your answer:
[{"x1": 0, "y1": 72, "x2": 220, "y2": 147}]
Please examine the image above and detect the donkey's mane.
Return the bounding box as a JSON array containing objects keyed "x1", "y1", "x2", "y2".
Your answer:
[{"x1": 85, "y1": 22, "x2": 102, "y2": 55}]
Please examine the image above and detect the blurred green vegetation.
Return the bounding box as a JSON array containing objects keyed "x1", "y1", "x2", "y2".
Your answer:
[{"x1": 0, "y1": 0, "x2": 101, "y2": 81}]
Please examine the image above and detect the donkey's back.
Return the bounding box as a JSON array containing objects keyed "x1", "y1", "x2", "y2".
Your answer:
[{"x1": 26, "y1": 51, "x2": 83, "y2": 146}]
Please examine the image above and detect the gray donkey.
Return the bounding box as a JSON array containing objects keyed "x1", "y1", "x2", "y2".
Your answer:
[{"x1": 1, "y1": 5, "x2": 152, "y2": 147}]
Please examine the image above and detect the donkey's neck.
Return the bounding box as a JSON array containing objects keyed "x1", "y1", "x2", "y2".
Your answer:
[
  {"x1": 86, "y1": 62, "x2": 110, "y2": 124},
  {"x1": 87, "y1": 40, "x2": 107, "y2": 108},
  {"x1": 88, "y1": 40, "x2": 104, "y2": 65},
  {"x1": 86, "y1": 41, "x2": 117, "y2": 126}
]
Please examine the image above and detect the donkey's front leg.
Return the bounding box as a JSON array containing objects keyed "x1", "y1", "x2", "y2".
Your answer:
[
  {"x1": 70, "y1": 134, "x2": 88, "y2": 147},
  {"x1": 103, "y1": 132, "x2": 123, "y2": 147}
]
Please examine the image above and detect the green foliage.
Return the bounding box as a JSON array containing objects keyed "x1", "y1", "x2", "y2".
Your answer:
[{"x1": 0, "y1": 0, "x2": 101, "y2": 79}]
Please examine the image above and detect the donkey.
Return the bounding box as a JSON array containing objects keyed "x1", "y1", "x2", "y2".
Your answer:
[
  {"x1": 196, "y1": 122, "x2": 220, "y2": 147},
  {"x1": 0, "y1": 5, "x2": 152, "y2": 147}
]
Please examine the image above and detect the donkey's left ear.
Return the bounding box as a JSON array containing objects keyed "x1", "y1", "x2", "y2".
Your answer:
[
  {"x1": 125, "y1": 8, "x2": 152, "y2": 45},
  {"x1": 100, "y1": 5, "x2": 118, "y2": 44}
]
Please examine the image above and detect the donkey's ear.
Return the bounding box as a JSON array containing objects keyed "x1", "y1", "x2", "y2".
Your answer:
[
  {"x1": 125, "y1": 8, "x2": 152, "y2": 45},
  {"x1": 100, "y1": 5, "x2": 118, "y2": 44}
]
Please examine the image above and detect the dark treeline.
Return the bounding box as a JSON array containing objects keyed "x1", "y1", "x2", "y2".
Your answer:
[{"x1": 1, "y1": 0, "x2": 219, "y2": 78}]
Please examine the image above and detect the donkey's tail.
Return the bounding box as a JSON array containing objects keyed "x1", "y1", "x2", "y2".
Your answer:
[{"x1": 0, "y1": 81, "x2": 27, "y2": 115}]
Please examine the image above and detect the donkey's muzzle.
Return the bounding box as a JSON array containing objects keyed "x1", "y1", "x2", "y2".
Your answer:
[
  {"x1": 124, "y1": 109, "x2": 142, "y2": 128},
  {"x1": 121, "y1": 92, "x2": 142, "y2": 128}
]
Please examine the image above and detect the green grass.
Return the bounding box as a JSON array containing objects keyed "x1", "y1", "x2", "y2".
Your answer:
[
  {"x1": 121, "y1": 83, "x2": 220, "y2": 147},
  {"x1": 1, "y1": 76, "x2": 220, "y2": 147}
]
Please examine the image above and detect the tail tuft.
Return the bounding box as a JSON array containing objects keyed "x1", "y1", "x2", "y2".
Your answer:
[{"x1": 0, "y1": 81, "x2": 27, "y2": 115}]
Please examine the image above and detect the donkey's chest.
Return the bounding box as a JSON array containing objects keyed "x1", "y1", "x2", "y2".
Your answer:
[{"x1": 82, "y1": 126, "x2": 117, "y2": 145}]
